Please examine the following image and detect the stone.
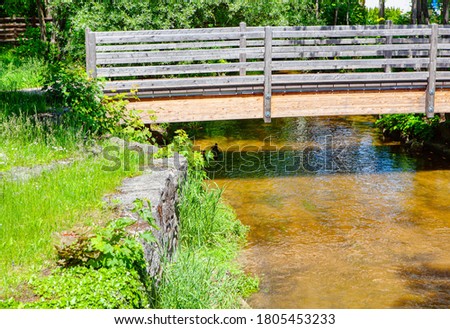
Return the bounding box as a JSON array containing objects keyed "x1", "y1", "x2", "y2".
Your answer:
[{"x1": 108, "y1": 153, "x2": 187, "y2": 282}]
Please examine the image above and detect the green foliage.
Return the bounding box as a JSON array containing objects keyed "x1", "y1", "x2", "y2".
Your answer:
[
  {"x1": 366, "y1": 7, "x2": 411, "y2": 25},
  {"x1": 56, "y1": 199, "x2": 156, "y2": 277},
  {"x1": 26, "y1": 267, "x2": 149, "y2": 309},
  {"x1": 157, "y1": 250, "x2": 258, "y2": 309},
  {"x1": 376, "y1": 114, "x2": 440, "y2": 141},
  {"x1": 16, "y1": 27, "x2": 48, "y2": 58},
  {"x1": 0, "y1": 47, "x2": 48, "y2": 91},
  {"x1": 155, "y1": 129, "x2": 212, "y2": 172},
  {"x1": 43, "y1": 64, "x2": 151, "y2": 140}
]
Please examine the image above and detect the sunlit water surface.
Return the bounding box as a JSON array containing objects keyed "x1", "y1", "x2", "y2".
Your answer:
[{"x1": 192, "y1": 116, "x2": 450, "y2": 308}]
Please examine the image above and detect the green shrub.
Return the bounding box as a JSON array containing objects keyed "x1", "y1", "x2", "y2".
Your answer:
[
  {"x1": 26, "y1": 267, "x2": 149, "y2": 309},
  {"x1": 376, "y1": 114, "x2": 440, "y2": 142},
  {"x1": 44, "y1": 65, "x2": 151, "y2": 140}
]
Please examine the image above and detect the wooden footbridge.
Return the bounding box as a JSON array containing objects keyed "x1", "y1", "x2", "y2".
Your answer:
[{"x1": 85, "y1": 22, "x2": 450, "y2": 123}]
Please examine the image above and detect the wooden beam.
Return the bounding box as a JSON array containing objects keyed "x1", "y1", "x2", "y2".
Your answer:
[
  {"x1": 85, "y1": 28, "x2": 97, "y2": 78},
  {"x1": 263, "y1": 26, "x2": 273, "y2": 123},
  {"x1": 426, "y1": 24, "x2": 438, "y2": 118},
  {"x1": 239, "y1": 22, "x2": 247, "y2": 76},
  {"x1": 385, "y1": 20, "x2": 393, "y2": 73},
  {"x1": 129, "y1": 90, "x2": 450, "y2": 124}
]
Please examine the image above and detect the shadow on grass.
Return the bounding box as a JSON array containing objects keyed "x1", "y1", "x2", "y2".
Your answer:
[{"x1": 0, "y1": 90, "x2": 48, "y2": 116}]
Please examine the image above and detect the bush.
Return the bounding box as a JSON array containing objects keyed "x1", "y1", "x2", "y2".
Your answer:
[
  {"x1": 26, "y1": 267, "x2": 149, "y2": 309},
  {"x1": 44, "y1": 65, "x2": 151, "y2": 140},
  {"x1": 376, "y1": 114, "x2": 440, "y2": 142}
]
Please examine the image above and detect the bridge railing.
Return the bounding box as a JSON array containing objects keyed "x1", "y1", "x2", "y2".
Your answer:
[{"x1": 86, "y1": 22, "x2": 450, "y2": 121}]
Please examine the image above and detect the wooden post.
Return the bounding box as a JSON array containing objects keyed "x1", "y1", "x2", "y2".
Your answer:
[
  {"x1": 263, "y1": 26, "x2": 273, "y2": 123},
  {"x1": 239, "y1": 22, "x2": 247, "y2": 76},
  {"x1": 426, "y1": 23, "x2": 438, "y2": 118},
  {"x1": 85, "y1": 28, "x2": 97, "y2": 78},
  {"x1": 385, "y1": 20, "x2": 392, "y2": 73}
]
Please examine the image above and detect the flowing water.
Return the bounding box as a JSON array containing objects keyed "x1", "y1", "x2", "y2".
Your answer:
[{"x1": 192, "y1": 116, "x2": 450, "y2": 308}]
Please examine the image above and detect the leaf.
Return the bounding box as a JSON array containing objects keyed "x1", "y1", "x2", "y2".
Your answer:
[{"x1": 140, "y1": 231, "x2": 157, "y2": 244}]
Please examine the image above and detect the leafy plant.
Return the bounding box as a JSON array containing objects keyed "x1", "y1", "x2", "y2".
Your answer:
[
  {"x1": 44, "y1": 65, "x2": 152, "y2": 140},
  {"x1": 56, "y1": 199, "x2": 156, "y2": 276},
  {"x1": 376, "y1": 114, "x2": 440, "y2": 142},
  {"x1": 26, "y1": 267, "x2": 149, "y2": 309}
]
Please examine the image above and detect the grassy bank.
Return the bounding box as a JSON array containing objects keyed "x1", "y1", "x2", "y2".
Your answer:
[
  {"x1": 156, "y1": 171, "x2": 258, "y2": 308},
  {"x1": 0, "y1": 147, "x2": 142, "y2": 299}
]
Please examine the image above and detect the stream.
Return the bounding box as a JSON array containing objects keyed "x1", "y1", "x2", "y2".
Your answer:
[{"x1": 192, "y1": 116, "x2": 450, "y2": 308}]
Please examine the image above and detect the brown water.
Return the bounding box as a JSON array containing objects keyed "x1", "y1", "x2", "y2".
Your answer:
[{"x1": 192, "y1": 116, "x2": 450, "y2": 308}]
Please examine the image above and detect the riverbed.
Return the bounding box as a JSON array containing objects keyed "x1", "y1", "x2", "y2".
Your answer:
[{"x1": 192, "y1": 116, "x2": 450, "y2": 308}]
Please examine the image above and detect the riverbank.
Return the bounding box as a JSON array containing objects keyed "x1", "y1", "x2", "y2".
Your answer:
[{"x1": 376, "y1": 113, "x2": 450, "y2": 157}]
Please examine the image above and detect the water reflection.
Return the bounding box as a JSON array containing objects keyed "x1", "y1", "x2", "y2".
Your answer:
[{"x1": 192, "y1": 116, "x2": 450, "y2": 308}]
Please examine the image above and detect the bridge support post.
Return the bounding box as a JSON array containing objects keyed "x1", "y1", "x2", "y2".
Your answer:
[
  {"x1": 85, "y1": 27, "x2": 97, "y2": 78},
  {"x1": 239, "y1": 22, "x2": 247, "y2": 76},
  {"x1": 385, "y1": 20, "x2": 393, "y2": 73},
  {"x1": 263, "y1": 26, "x2": 273, "y2": 123},
  {"x1": 426, "y1": 23, "x2": 438, "y2": 119}
]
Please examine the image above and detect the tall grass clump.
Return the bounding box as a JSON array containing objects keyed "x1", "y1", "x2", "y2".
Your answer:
[
  {"x1": 154, "y1": 131, "x2": 258, "y2": 308},
  {"x1": 0, "y1": 47, "x2": 47, "y2": 91}
]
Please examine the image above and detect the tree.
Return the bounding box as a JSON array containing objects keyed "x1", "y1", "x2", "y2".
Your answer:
[
  {"x1": 379, "y1": 0, "x2": 385, "y2": 21},
  {"x1": 443, "y1": 0, "x2": 449, "y2": 24}
]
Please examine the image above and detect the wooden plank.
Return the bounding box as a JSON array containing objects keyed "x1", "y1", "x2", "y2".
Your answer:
[
  {"x1": 271, "y1": 58, "x2": 429, "y2": 71},
  {"x1": 272, "y1": 43, "x2": 429, "y2": 53},
  {"x1": 95, "y1": 31, "x2": 265, "y2": 44},
  {"x1": 96, "y1": 40, "x2": 241, "y2": 52},
  {"x1": 239, "y1": 22, "x2": 247, "y2": 76},
  {"x1": 96, "y1": 48, "x2": 264, "y2": 64},
  {"x1": 85, "y1": 28, "x2": 97, "y2": 78},
  {"x1": 273, "y1": 28, "x2": 431, "y2": 38},
  {"x1": 94, "y1": 26, "x2": 243, "y2": 37},
  {"x1": 97, "y1": 62, "x2": 264, "y2": 78},
  {"x1": 426, "y1": 24, "x2": 439, "y2": 118},
  {"x1": 263, "y1": 26, "x2": 273, "y2": 123},
  {"x1": 272, "y1": 49, "x2": 431, "y2": 58},
  {"x1": 272, "y1": 24, "x2": 431, "y2": 31},
  {"x1": 104, "y1": 75, "x2": 264, "y2": 91},
  {"x1": 271, "y1": 72, "x2": 429, "y2": 84}
]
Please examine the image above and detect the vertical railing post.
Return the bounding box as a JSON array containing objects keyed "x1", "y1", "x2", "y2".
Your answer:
[
  {"x1": 239, "y1": 22, "x2": 247, "y2": 76},
  {"x1": 85, "y1": 27, "x2": 97, "y2": 78},
  {"x1": 263, "y1": 26, "x2": 273, "y2": 123},
  {"x1": 385, "y1": 20, "x2": 393, "y2": 73},
  {"x1": 426, "y1": 23, "x2": 438, "y2": 118}
]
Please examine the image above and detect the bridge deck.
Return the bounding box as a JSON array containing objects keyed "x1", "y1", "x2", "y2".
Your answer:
[{"x1": 130, "y1": 89, "x2": 450, "y2": 123}]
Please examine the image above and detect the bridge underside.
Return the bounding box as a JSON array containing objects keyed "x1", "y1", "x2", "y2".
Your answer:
[{"x1": 128, "y1": 89, "x2": 450, "y2": 124}]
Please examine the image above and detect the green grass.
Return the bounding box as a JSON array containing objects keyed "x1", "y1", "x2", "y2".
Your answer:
[
  {"x1": 0, "y1": 47, "x2": 47, "y2": 91},
  {"x1": 0, "y1": 151, "x2": 142, "y2": 299},
  {"x1": 0, "y1": 112, "x2": 88, "y2": 171},
  {"x1": 155, "y1": 172, "x2": 258, "y2": 309}
]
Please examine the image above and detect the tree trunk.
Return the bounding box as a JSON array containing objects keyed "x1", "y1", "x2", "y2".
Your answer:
[
  {"x1": 422, "y1": 0, "x2": 429, "y2": 24},
  {"x1": 417, "y1": 0, "x2": 422, "y2": 23},
  {"x1": 412, "y1": 0, "x2": 418, "y2": 24},
  {"x1": 346, "y1": 0, "x2": 350, "y2": 25},
  {"x1": 315, "y1": 0, "x2": 320, "y2": 20},
  {"x1": 334, "y1": 2, "x2": 339, "y2": 25},
  {"x1": 379, "y1": 0, "x2": 385, "y2": 21},
  {"x1": 443, "y1": 0, "x2": 449, "y2": 24},
  {"x1": 36, "y1": 0, "x2": 46, "y2": 42}
]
